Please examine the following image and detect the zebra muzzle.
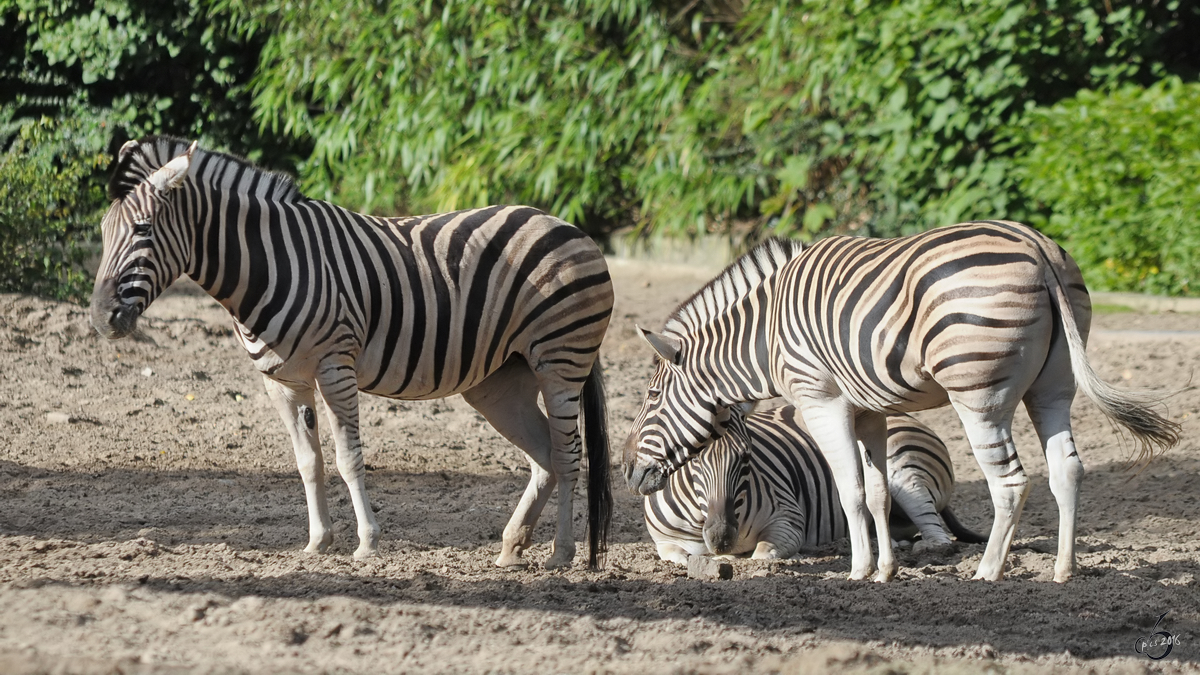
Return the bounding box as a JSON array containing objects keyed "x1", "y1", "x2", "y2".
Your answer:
[
  {"x1": 624, "y1": 460, "x2": 667, "y2": 495},
  {"x1": 90, "y1": 281, "x2": 141, "y2": 339},
  {"x1": 703, "y1": 502, "x2": 739, "y2": 555}
]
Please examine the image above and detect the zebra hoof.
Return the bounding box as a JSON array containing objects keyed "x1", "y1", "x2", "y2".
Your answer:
[
  {"x1": 303, "y1": 535, "x2": 333, "y2": 554},
  {"x1": 352, "y1": 545, "x2": 379, "y2": 560},
  {"x1": 495, "y1": 549, "x2": 530, "y2": 568},
  {"x1": 971, "y1": 568, "x2": 1005, "y2": 582},
  {"x1": 912, "y1": 539, "x2": 955, "y2": 556},
  {"x1": 544, "y1": 550, "x2": 575, "y2": 570}
]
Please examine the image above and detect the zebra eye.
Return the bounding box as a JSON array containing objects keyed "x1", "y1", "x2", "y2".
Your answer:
[
  {"x1": 647, "y1": 387, "x2": 662, "y2": 401},
  {"x1": 132, "y1": 220, "x2": 152, "y2": 237}
]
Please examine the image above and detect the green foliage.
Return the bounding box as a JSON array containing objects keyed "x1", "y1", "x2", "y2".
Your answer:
[
  {"x1": 0, "y1": 0, "x2": 305, "y2": 301},
  {"x1": 0, "y1": 0, "x2": 302, "y2": 165},
  {"x1": 1, "y1": 0, "x2": 1198, "y2": 299},
  {"x1": 228, "y1": 0, "x2": 720, "y2": 224},
  {"x1": 640, "y1": 0, "x2": 1200, "y2": 239},
  {"x1": 0, "y1": 109, "x2": 109, "y2": 301},
  {"x1": 1013, "y1": 78, "x2": 1200, "y2": 295}
]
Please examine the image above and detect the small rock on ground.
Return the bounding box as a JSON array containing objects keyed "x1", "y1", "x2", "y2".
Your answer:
[{"x1": 687, "y1": 555, "x2": 733, "y2": 580}]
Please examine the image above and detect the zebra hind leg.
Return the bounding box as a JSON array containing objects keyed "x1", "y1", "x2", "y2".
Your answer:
[
  {"x1": 462, "y1": 357, "x2": 556, "y2": 568},
  {"x1": 263, "y1": 376, "x2": 333, "y2": 554},
  {"x1": 890, "y1": 477, "x2": 954, "y2": 554},
  {"x1": 951, "y1": 402, "x2": 1028, "y2": 581},
  {"x1": 1024, "y1": 353, "x2": 1085, "y2": 583},
  {"x1": 540, "y1": 383, "x2": 586, "y2": 570},
  {"x1": 315, "y1": 361, "x2": 381, "y2": 560}
]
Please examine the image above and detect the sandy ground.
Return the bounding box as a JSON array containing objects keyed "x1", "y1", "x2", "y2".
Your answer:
[{"x1": 1, "y1": 256, "x2": 1198, "y2": 674}]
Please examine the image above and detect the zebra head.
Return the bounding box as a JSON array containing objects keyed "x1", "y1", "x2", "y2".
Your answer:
[
  {"x1": 90, "y1": 139, "x2": 197, "y2": 339},
  {"x1": 697, "y1": 405, "x2": 753, "y2": 555},
  {"x1": 623, "y1": 326, "x2": 734, "y2": 495}
]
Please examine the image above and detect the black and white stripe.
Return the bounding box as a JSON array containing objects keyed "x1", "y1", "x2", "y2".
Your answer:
[
  {"x1": 625, "y1": 222, "x2": 1178, "y2": 583},
  {"x1": 91, "y1": 137, "x2": 614, "y2": 569},
  {"x1": 644, "y1": 407, "x2": 982, "y2": 564}
]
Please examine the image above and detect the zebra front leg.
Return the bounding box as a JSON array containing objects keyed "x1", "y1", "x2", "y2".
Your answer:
[
  {"x1": 315, "y1": 363, "x2": 380, "y2": 560},
  {"x1": 857, "y1": 411, "x2": 896, "y2": 582},
  {"x1": 796, "y1": 400, "x2": 875, "y2": 581},
  {"x1": 656, "y1": 541, "x2": 692, "y2": 565},
  {"x1": 263, "y1": 377, "x2": 333, "y2": 553},
  {"x1": 752, "y1": 519, "x2": 804, "y2": 560},
  {"x1": 462, "y1": 357, "x2": 556, "y2": 568}
]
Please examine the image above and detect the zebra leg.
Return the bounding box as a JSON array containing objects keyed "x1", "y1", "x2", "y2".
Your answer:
[
  {"x1": 263, "y1": 377, "x2": 333, "y2": 553},
  {"x1": 952, "y1": 404, "x2": 1027, "y2": 581},
  {"x1": 314, "y1": 364, "x2": 381, "y2": 560},
  {"x1": 461, "y1": 358, "x2": 556, "y2": 568},
  {"x1": 891, "y1": 478, "x2": 954, "y2": 552},
  {"x1": 796, "y1": 400, "x2": 875, "y2": 581},
  {"x1": 656, "y1": 541, "x2": 692, "y2": 566},
  {"x1": 1024, "y1": 359, "x2": 1084, "y2": 583},
  {"x1": 541, "y1": 382, "x2": 586, "y2": 570},
  {"x1": 752, "y1": 518, "x2": 804, "y2": 560},
  {"x1": 856, "y1": 410, "x2": 896, "y2": 582}
]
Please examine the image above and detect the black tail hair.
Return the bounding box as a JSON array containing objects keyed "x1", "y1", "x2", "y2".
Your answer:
[
  {"x1": 581, "y1": 360, "x2": 613, "y2": 570},
  {"x1": 942, "y1": 507, "x2": 988, "y2": 544}
]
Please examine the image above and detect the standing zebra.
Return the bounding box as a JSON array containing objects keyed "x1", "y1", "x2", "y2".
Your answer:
[
  {"x1": 624, "y1": 224, "x2": 1179, "y2": 582},
  {"x1": 90, "y1": 137, "x2": 614, "y2": 569},
  {"x1": 644, "y1": 406, "x2": 984, "y2": 565}
]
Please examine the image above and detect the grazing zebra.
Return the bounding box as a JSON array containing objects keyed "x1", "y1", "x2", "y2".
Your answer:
[
  {"x1": 89, "y1": 137, "x2": 614, "y2": 569},
  {"x1": 644, "y1": 406, "x2": 984, "y2": 564},
  {"x1": 624, "y1": 223, "x2": 1179, "y2": 582}
]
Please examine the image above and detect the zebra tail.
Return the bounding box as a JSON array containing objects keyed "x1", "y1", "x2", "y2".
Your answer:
[
  {"x1": 1047, "y1": 269, "x2": 1182, "y2": 468},
  {"x1": 941, "y1": 507, "x2": 987, "y2": 544},
  {"x1": 582, "y1": 359, "x2": 613, "y2": 570}
]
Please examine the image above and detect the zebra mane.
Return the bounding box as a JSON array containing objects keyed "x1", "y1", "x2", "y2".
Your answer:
[
  {"x1": 107, "y1": 135, "x2": 300, "y2": 202},
  {"x1": 664, "y1": 237, "x2": 804, "y2": 336}
]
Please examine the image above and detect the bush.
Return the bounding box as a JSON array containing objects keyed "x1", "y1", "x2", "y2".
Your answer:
[
  {"x1": 231, "y1": 0, "x2": 720, "y2": 226},
  {"x1": 0, "y1": 109, "x2": 110, "y2": 301},
  {"x1": 638, "y1": 0, "x2": 1200, "y2": 239},
  {"x1": 1, "y1": 0, "x2": 302, "y2": 166},
  {"x1": 1013, "y1": 78, "x2": 1200, "y2": 296}
]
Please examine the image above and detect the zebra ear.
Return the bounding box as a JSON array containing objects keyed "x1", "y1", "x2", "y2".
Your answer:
[
  {"x1": 147, "y1": 140, "x2": 198, "y2": 193},
  {"x1": 637, "y1": 326, "x2": 682, "y2": 364},
  {"x1": 117, "y1": 140, "x2": 139, "y2": 162}
]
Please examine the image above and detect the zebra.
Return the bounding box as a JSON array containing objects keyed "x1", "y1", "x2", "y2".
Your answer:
[
  {"x1": 623, "y1": 223, "x2": 1179, "y2": 582},
  {"x1": 644, "y1": 405, "x2": 984, "y2": 565},
  {"x1": 89, "y1": 137, "x2": 614, "y2": 570},
  {"x1": 885, "y1": 415, "x2": 983, "y2": 552}
]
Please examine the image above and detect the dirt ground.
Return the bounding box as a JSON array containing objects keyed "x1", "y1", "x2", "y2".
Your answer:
[{"x1": 1, "y1": 256, "x2": 1198, "y2": 674}]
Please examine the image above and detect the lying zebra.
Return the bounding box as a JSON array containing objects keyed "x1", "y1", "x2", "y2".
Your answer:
[{"x1": 644, "y1": 405, "x2": 985, "y2": 564}]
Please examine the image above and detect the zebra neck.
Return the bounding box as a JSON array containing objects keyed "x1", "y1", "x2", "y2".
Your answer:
[
  {"x1": 180, "y1": 179, "x2": 340, "y2": 333},
  {"x1": 687, "y1": 299, "x2": 780, "y2": 405}
]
